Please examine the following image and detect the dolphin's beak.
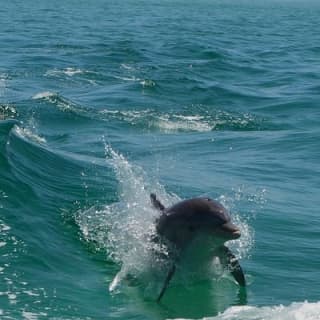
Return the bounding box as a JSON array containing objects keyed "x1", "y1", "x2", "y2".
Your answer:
[{"x1": 221, "y1": 221, "x2": 241, "y2": 239}]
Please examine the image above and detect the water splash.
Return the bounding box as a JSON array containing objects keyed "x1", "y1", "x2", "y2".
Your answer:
[
  {"x1": 217, "y1": 186, "x2": 266, "y2": 260},
  {"x1": 75, "y1": 146, "x2": 254, "y2": 301},
  {"x1": 75, "y1": 145, "x2": 178, "y2": 297}
]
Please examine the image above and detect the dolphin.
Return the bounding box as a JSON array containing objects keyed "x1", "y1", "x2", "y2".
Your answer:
[{"x1": 150, "y1": 193, "x2": 246, "y2": 302}]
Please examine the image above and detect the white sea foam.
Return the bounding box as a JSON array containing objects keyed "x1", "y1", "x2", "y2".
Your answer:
[
  {"x1": 98, "y1": 107, "x2": 255, "y2": 133},
  {"x1": 45, "y1": 67, "x2": 86, "y2": 77},
  {"x1": 0, "y1": 220, "x2": 11, "y2": 233},
  {"x1": 8, "y1": 293, "x2": 17, "y2": 300},
  {"x1": 14, "y1": 126, "x2": 46, "y2": 144},
  {"x1": 174, "y1": 301, "x2": 320, "y2": 320},
  {"x1": 63, "y1": 67, "x2": 84, "y2": 77},
  {"x1": 22, "y1": 311, "x2": 47, "y2": 320},
  {"x1": 0, "y1": 73, "x2": 8, "y2": 97},
  {"x1": 32, "y1": 91, "x2": 56, "y2": 100},
  {"x1": 98, "y1": 109, "x2": 214, "y2": 132},
  {"x1": 120, "y1": 63, "x2": 135, "y2": 70},
  {"x1": 23, "y1": 290, "x2": 40, "y2": 297},
  {"x1": 22, "y1": 312, "x2": 38, "y2": 320},
  {"x1": 113, "y1": 75, "x2": 141, "y2": 82},
  {"x1": 31, "y1": 92, "x2": 256, "y2": 134},
  {"x1": 157, "y1": 115, "x2": 212, "y2": 133},
  {"x1": 44, "y1": 68, "x2": 98, "y2": 85},
  {"x1": 32, "y1": 92, "x2": 86, "y2": 115}
]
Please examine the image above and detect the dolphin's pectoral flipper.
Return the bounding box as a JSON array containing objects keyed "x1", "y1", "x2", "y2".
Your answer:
[
  {"x1": 220, "y1": 246, "x2": 246, "y2": 287},
  {"x1": 150, "y1": 193, "x2": 165, "y2": 212},
  {"x1": 157, "y1": 264, "x2": 176, "y2": 302}
]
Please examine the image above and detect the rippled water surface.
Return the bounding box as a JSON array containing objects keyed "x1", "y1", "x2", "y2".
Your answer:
[{"x1": 1, "y1": 1, "x2": 320, "y2": 319}]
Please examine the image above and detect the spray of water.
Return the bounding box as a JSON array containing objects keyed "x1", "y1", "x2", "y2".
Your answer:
[
  {"x1": 75, "y1": 145, "x2": 255, "y2": 299},
  {"x1": 75, "y1": 144, "x2": 179, "y2": 297}
]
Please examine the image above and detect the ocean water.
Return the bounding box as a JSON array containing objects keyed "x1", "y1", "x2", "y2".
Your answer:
[{"x1": 1, "y1": 0, "x2": 320, "y2": 319}]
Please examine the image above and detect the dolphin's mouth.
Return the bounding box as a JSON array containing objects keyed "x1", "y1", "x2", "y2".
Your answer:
[{"x1": 221, "y1": 221, "x2": 241, "y2": 239}]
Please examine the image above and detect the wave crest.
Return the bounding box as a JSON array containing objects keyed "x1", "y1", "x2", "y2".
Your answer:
[
  {"x1": 30, "y1": 92, "x2": 267, "y2": 133},
  {"x1": 193, "y1": 301, "x2": 320, "y2": 320}
]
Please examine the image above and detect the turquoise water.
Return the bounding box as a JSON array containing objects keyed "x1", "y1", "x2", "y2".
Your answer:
[{"x1": 1, "y1": 1, "x2": 320, "y2": 319}]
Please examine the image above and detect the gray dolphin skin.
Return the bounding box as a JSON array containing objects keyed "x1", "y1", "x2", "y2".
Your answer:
[{"x1": 150, "y1": 193, "x2": 246, "y2": 302}]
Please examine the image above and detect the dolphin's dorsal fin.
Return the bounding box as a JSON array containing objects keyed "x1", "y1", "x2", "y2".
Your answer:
[{"x1": 150, "y1": 193, "x2": 165, "y2": 212}]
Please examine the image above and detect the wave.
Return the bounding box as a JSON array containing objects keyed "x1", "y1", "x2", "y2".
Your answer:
[
  {"x1": 14, "y1": 126, "x2": 46, "y2": 145},
  {"x1": 0, "y1": 119, "x2": 19, "y2": 151},
  {"x1": 1, "y1": 122, "x2": 110, "y2": 212},
  {"x1": 0, "y1": 121, "x2": 115, "y2": 318},
  {"x1": 99, "y1": 106, "x2": 267, "y2": 133},
  {"x1": 44, "y1": 67, "x2": 99, "y2": 85},
  {"x1": 178, "y1": 301, "x2": 320, "y2": 320},
  {"x1": 126, "y1": 106, "x2": 259, "y2": 132},
  {"x1": 45, "y1": 67, "x2": 87, "y2": 77},
  {"x1": 32, "y1": 91, "x2": 57, "y2": 100},
  {"x1": 31, "y1": 91, "x2": 88, "y2": 115},
  {"x1": 30, "y1": 92, "x2": 269, "y2": 133}
]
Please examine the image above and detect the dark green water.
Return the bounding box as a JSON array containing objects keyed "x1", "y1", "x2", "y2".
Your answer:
[{"x1": 1, "y1": 1, "x2": 320, "y2": 319}]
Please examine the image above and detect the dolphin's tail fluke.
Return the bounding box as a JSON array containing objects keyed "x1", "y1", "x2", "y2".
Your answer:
[{"x1": 150, "y1": 193, "x2": 165, "y2": 212}]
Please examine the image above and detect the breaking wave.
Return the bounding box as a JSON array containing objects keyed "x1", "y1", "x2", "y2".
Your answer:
[
  {"x1": 179, "y1": 301, "x2": 320, "y2": 320},
  {"x1": 32, "y1": 92, "x2": 268, "y2": 133}
]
